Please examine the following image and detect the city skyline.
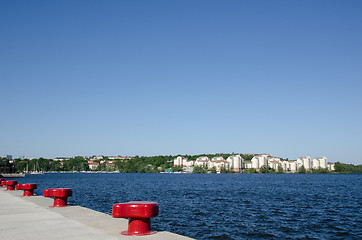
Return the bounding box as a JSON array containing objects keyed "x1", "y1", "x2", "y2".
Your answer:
[
  {"x1": 1, "y1": 1, "x2": 362, "y2": 165},
  {"x1": 0, "y1": 152, "x2": 339, "y2": 164}
]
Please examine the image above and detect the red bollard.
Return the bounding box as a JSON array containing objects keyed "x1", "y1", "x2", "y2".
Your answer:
[
  {"x1": 16, "y1": 184, "x2": 37, "y2": 196},
  {"x1": 43, "y1": 188, "x2": 72, "y2": 207},
  {"x1": 112, "y1": 201, "x2": 159, "y2": 236},
  {"x1": 3, "y1": 180, "x2": 18, "y2": 191},
  {"x1": 0, "y1": 179, "x2": 5, "y2": 187}
]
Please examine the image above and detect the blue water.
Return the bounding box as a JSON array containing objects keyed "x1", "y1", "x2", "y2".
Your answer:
[{"x1": 12, "y1": 173, "x2": 362, "y2": 239}]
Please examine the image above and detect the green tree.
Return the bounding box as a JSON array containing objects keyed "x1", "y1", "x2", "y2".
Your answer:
[
  {"x1": 241, "y1": 155, "x2": 254, "y2": 161},
  {"x1": 298, "y1": 165, "x2": 306, "y2": 173},
  {"x1": 193, "y1": 166, "x2": 207, "y2": 173},
  {"x1": 220, "y1": 166, "x2": 227, "y2": 173},
  {"x1": 333, "y1": 162, "x2": 362, "y2": 173},
  {"x1": 259, "y1": 165, "x2": 268, "y2": 173},
  {"x1": 277, "y1": 164, "x2": 284, "y2": 173},
  {"x1": 49, "y1": 161, "x2": 62, "y2": 171},
  {"x1": 244, "y1": 168, "x2": 256, "y2": 173},
  {"x1": 334, "y1": 162, "x2": 346, "y2": 172},
  {"x1": 210, "y1": 166, "x2": 217, "y2": 173},
  {"x1": 171, "y1": 166, "x2": 183, "y2": 172}
]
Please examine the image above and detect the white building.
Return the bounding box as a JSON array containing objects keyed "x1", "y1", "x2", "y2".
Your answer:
[
  {"x1": 282, "y1": 161, "x2": 289, "y2": 172},
  {"x1": 184, "y1": 160, "x2": 195, "y2": 167},
  {"x1": 244, "y1": 161, "x2": 252, "y2": 169},
  {"x1": 296, "y1": 158, "x2": 304, "y2": 170},
  {"x1": 211, "y1": 156, "x2": 224, "y2": 162},
  {"x1": 88, "y1": 162, "x2": 99, "y2": 170},
  {"x1": 173, "y1": 156, "x2": 194, "y2": 167},
  {"x1": 251, "y1": 155, "x2": 268, "y2": 169},
  {"x1": 313, "y1": 157, "x2": 328, "y2": 169},
  {"x1": 297, "y1": 156, "x2": 311, "y2": 171},
  {"x1": 195, "y1": 156, "x2": 210, "y2": 167},
  {"x1": 328, "y1": 163, "x2": 335, "y2": 171},
  {"x1": 312, "y1": 158, "x2": 320, "y2": 169},
  {"x1": 210, "y1": 157, "x2": 230, "y2": 172},
  {"x1": 174, "y1": 156, "x2": 187, "y2": 166},
  {"x1": 172, "y1": 154, "x2": 331, "y2": 173},
  {"x1": 226, "y1": 155, "x2": 244, "y2": 172},
  {"x1": 289, "y1": 161, "x2": 297, "y2": 172},
  {"x1": 267, "y1": 157, "x2": 282, "y2": 170}
]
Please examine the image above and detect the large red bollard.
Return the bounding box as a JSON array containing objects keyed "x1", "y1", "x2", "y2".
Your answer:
[
  {"x1": 0, "y1": 179, "x2": 5, "y2": 187},
  {"x1": 3, "y1": 180, "x2": 18, "y2": 191},
  {"x1": 112, "y1": 201, "x2": 159, "y2": 236},
  {"x1": 16, "y1": 183, "x2": 37, "y2": 196},
  {"x1": 43, "y1": 188, "x2": 72, "y2": 207}
]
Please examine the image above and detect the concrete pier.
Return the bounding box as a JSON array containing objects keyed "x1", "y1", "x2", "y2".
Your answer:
[
  {"x1": 0, "y1": 174, "x2": 25, "y2": 178},
  {"x1": 0, "y1": 190, "x2": 193, "y2": 240}
]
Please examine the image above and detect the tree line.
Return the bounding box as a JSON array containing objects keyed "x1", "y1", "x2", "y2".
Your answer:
[{"x1": 2, "y1": 156, "x2": 360, "y2": 174}]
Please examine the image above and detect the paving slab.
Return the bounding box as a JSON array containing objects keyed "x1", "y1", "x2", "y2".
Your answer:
[{"x1": 0, "y1": 189, "x2": 193, "y2": 240}]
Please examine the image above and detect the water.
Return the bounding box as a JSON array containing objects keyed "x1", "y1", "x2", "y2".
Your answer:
[{"x1": 13, "y1": 173, "x2": 362, "y2": 239}]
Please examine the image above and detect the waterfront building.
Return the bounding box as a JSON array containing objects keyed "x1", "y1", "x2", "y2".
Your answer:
[
  {"x1": 195, "y1": 156, "x2": 210, "y2": 167},
  {"x1": 312, "y1": 158, "x2": 320, "y2": 169},
  {"x1": 88, "y1": 162, "x2": 99, "y2": 170},
  {"x1": 319, "y1": 157, "x2": 328, "y2": 169},
  {"x1": 251, "y1": 155, "x2": 268, "y2": 169},
  {"x1": 289, "y1": 161, "x2": 297, "y2": 172},
  {"x1": 297, "y1": 156, "x2": 311, "y2": 170},
  {"x1": 174, "y1": 156, "x2": 187, "y2": 166},
  {"x1": 184, "y1": 160, "x2": 195, "y2": 167},
  {"x1": 296, "y1": 158, "x2": 303, "y2": 170},
  {"x1": 208, "y1": 158, "x2": 215, "y2": 169},
  {"x1": 313, "y1": 157, "x2": 327, "y2": 169},
  {"x1": 251, "y1": 157, "x2": 258, "y2": 169},
  {"x1": 267, "y1": 157, "x2": 282, "y2": 170},
  {"x1": 328, "y1": 163, "x2": 335, "y2": 171},
  {"x1": 173, "y1": 156, "x2": 194, "y2": 167},
  {"x1": 260, "y1": 155, "x2": 269, "y2": 168},
  {"x1": 244, "y1": 161, "x2": 252, "y2": 169},
  {"x1": 210, "y1": 157, "x2": 229, "y2": 172},
  {"x1": 282, "y1": 161, "x2": 289, "y2": 172},
  {"x1": 303, "y1": 156, "x2": 312, "y2": 170},
  {"x1": 211, "y1": 156, "x2": 225, "y2": 163},
  {"x1": 226, "y1": 155, "x2": 243, "y2": 172},
  {"x1": 171, "y1": 154, "x2": 331, "y2": 173}
]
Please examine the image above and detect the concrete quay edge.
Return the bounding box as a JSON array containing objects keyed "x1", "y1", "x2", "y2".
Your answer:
[{"x1": 0, "y1": 188, "x2": 193, "y2": 240}]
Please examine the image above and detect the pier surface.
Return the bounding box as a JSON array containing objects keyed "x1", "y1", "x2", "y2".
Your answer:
[{"x1": 0, "y1": 190, "x2": 193, "y2": 240}]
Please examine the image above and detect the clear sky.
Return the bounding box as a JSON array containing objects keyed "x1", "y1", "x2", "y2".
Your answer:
[{"x1": 1, "y1": 1, "x2": 361, "y2": 164}]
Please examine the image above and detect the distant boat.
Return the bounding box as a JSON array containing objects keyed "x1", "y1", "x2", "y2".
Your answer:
[
  {"x1": 29, "y1": 171, "x2": 44, "y2": 175},
  {"x1": 28, "y1": 162, "x2": 44, "y2": 175}
]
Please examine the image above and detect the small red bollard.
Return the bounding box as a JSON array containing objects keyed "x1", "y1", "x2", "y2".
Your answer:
[
  {"x1": 112, "y1": 201, "x2": 159, "y2": 236},
  {"x1": 0, "y1": 179, "x2": 5, "y2": 187},
  {"x1": 3, "y1": 180, "x2": 18, "y2": 191},
  {"x1": 16, "y1": 183, "x2": 37, "y2": 196},
  {"x1": 43, "y1": 188, "x2": 72, "y2": 207}
]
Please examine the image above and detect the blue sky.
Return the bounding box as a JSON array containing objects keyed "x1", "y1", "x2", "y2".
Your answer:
[{"x1": 1, "y1": 1, "x2": 361, "y2": 164}]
